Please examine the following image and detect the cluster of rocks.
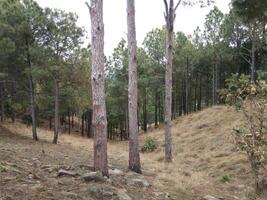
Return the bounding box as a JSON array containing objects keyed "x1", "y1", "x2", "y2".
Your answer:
[
  {"x1": 54, "y1": 167, "x2": 231, "y2": 200},
  {"x1": 55, "y1": 167, "x2": 152, "y2": 200}
]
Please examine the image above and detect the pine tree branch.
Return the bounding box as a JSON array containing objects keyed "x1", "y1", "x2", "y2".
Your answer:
[
  {"x1": 163, "y1": 0, "x2": 169, "y2": 17},
  {"x1": 241, "y1": 45, "x2": 252, "y2": 53},
  {"x1": 240, "y1": 52, "x2": 252, "y2": 65},
  {"x1": 174, "y1": 0, "x2": 182, "y2": 12},
  {"x1": 85, "y1": 1, "x2": 92, "y2": 12}
]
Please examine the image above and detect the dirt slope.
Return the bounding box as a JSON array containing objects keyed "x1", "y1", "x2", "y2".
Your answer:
[{"x1": 0, "y1": 106, "x2": 266, "y2": 200}]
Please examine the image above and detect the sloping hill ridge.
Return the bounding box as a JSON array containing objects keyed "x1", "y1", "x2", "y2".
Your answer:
[
  {"x1": 0, "y1": 106, "x2": 266, "y2": 200},
  {"x1": 139, "y1": 106, "x2": 266, "y2": 200}
]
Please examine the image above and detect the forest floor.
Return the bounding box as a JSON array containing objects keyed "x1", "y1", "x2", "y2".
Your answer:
[{"x1": 0, "y1": 106, "x2": 267, "y2": 200}]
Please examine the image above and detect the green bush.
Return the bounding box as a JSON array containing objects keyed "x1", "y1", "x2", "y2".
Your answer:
[
  {"x1": 220, "y1": 74, "x2": 267, "y2": 193},
  {"x1": 220, "y1": 175, "x2": 230, "y2": 183},
  {"x1": 0, "y1": 164, "x2": 6, "y2": 173},
  {"x1": 141, "y1": 137, "x2": 157, "y2": 153}
]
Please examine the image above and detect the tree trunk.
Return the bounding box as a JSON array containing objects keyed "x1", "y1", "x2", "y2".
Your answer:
[
  {"x1": 185, "y1": 58, "x2": 189, "y2": 114},
  {"x1": 68, "y1": 109, "x2": 71, "y2": 134},
  {"x1": 88, "y1": 110, "x2": 92, "y2": 138},
  {"x1": 206, "y1": 74, "x2": 210, "y2": 107},
  {"x1": 212, "y1": 63, "x2": 215, "y2": 105},
  {"x1": 172, "y1": 66, "x2": 176, "y2": 119},
  {"x1": 87, "y1": 0, "x2": 109, "y2": 177},
  {"x1": 251, "y1": 40, "x2": 256, "y2": 82},
  {"x1": 87, "y1": 113, "x2": 90, "y2": 137},
  {"x1": 194, "y1": 80, "x2": 197, "y2": 112},
  {"x1": 158, "y1": 91, "x2": 162, "y2": 122},
  {"x1": 143, "y1": 88, "x2": 147, "y2": 132},
  {"x1": 53, "y1": 78, "x2": 59, "y2": 144},
  {"x1": 125, "y1": 108, "x2": 129, "y2": 139},
  {"x1": 0, "y1": 83, "x2": 4, "y2": 122},
  {"x1": 198, "y1": 74, "x2": 202, "y2": 111},
  {"x1": 127, "y1": 0, "x2": 141, "y2": 173},
  {"x1": 164, "y1": 0, "x2": 177, "y2": 162},
  {"x1": 189, "y1": 67, "x2": 192, "y2": 113},
  {"x1": 154, "y1": 91, "x2": 158, "y2": 128},
  {"x1": 26, "y1": 39, "x2": 38, "y2": 141},
  {"x1": 49, "y1": 117, "x2": 52, "y2": 130},
  {"x1": 71, "y1": 114, "x2": 74, "y2": 128},
  {"x1": 81, "y1": 114, "x2": 84, "y2": 137}
]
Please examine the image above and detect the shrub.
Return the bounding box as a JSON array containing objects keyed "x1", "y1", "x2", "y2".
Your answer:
[
  {"x1": 220, "y1": 74, "x2": 267, "y2": 194},
  {"x1": 141, "y1": 137, "x2": 157, "y2": 153},
  {"x1": 0, "y1": 164, "x2": 6, "y2": 173},
  {"x1": 220, "y1": 175, "x2": 231, "y2": 183}
]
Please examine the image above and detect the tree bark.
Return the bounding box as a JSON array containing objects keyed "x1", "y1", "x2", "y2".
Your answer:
[
  {"x1": 87, "y1": 0, "x2": 109, "y2": 176},
  {"x1": 212, "y1": 62, "x2": 216, "y2": 105},
  {"x1": 127, "y1": 0, "x2": 141, "y2": 173},
  {"x1": 125, "y1": 108, "x2": 129, "y2": 139},
  {"x1": 68, "y1": 108, "x2": 71, "y2": 134},
  {"x1": 251, "y1": 40, "x2": 256, "y2": 82},
  {"x1": 158, "y1": 91, "x2": 162, "y2": 122},
  {"x1": 163, "y1": 0, "x2": 178, "y2": 162},
  {"x1": 154, "y1": 91, "x2": 158, "y2": 128},
  {"x1": 71, "y1": 114, "x2": 74, "y2": 128},
  {"x1": 53, "y1": 78, "x2": 59, "y2": 144},
  {"x1": 81, "y1": 114, "x2": 84, "y2": 137},
  {"x1": 0, "y1": 83, "x2": 4, "y2": 122},
  {"x1": 198, "y1": 74, "x2": 202, "y2": 111},
  {"x1": 26, "y1": 39, "x2": 38, "y2": 141},
  {"x1": 49, "y1": 117, "x2": 52, "y2": 130},
  {"x1": 143, "y1": 88, "x2": 147, "y2": 132},
  {"x1": 185, "y1": 57, "x2": 189, "y2": 114}
]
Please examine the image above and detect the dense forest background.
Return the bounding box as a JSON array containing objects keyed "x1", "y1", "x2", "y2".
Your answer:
[{"x1": 0, "y1": 0, "x2": 266, "y2": 141}]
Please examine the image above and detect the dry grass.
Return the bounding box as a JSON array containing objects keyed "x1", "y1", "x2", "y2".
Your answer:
[
  {"x1": 1, "y1": 106, "x2": 267, "y2": 200},
  {"x1": 138, "y1": 106, "x2": 266, "y2": 199}
]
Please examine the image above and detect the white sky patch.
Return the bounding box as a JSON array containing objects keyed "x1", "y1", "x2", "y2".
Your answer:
[{"x1": 36, "y1": 0, "x2": 230, "y2": 56}]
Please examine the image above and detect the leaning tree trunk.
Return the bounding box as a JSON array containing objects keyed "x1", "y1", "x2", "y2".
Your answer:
[
  {"x1": 53, "y1": 77, "x2": 59, "y2": 144},
  {"x1": 26, "y1": 39, "x2": 38, "y2": 141},
  {"x1": 86, "y1": 0, "x2": 109, "y2": 176},
  {"x1": 127, "y1": 0, "x2": 141, "y2": 173}
]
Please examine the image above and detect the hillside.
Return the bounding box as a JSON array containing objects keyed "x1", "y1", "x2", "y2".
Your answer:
[{"x1": 0, "y1": 106, "x2": 266, "y2": 200}]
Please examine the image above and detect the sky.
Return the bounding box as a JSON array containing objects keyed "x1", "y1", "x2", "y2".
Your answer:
[{"x1": 36, "y1": 0, "x2": 231, "y2": 56}]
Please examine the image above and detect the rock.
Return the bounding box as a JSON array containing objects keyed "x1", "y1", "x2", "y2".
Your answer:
[
  {"x1": 84, "y1": 185, "x2": 115, "y2": 199},
  {"x1": 42, "y1": 165, "x2": 60, "y2": 173},
  {"x1": 102, "y1": 186, "x2": 116, "y2": 197},
  {"x1": 200, "y1": 195, "x2": 223, "y2": 200},
  {"x1": 116, "y1": 190, "x2": 132, "y2": 200},
  {"x1": 61, "y1": 191, "x2": 78, "y2": 198},
  {"x1": 31, "y1": 183, "x2": 43, "y2": 191},
  {"x1": 156, "y1": 192, "x2": 171, "y2": 199},
  {"x1": 87, "y1": 186, "x2": 102, "y2": 199},
  {"x1": 58, "y1": 169, "x2": 79, "y2": 177},
  {"x1": 126, "y1": 178, "x2": 150, "y2": 188},
  {"x1": 58, "y1": 178, "x2": 74, "y2": 186},
  {"x1": 83, "y1": 171, "x2": 106, "y2": 182},
  {"x1": 28, "y1": 174, "x2": 34, "y2": 179},
  {"x1": 109, "y1": 168, "x2": 123, "y2": 175}
]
